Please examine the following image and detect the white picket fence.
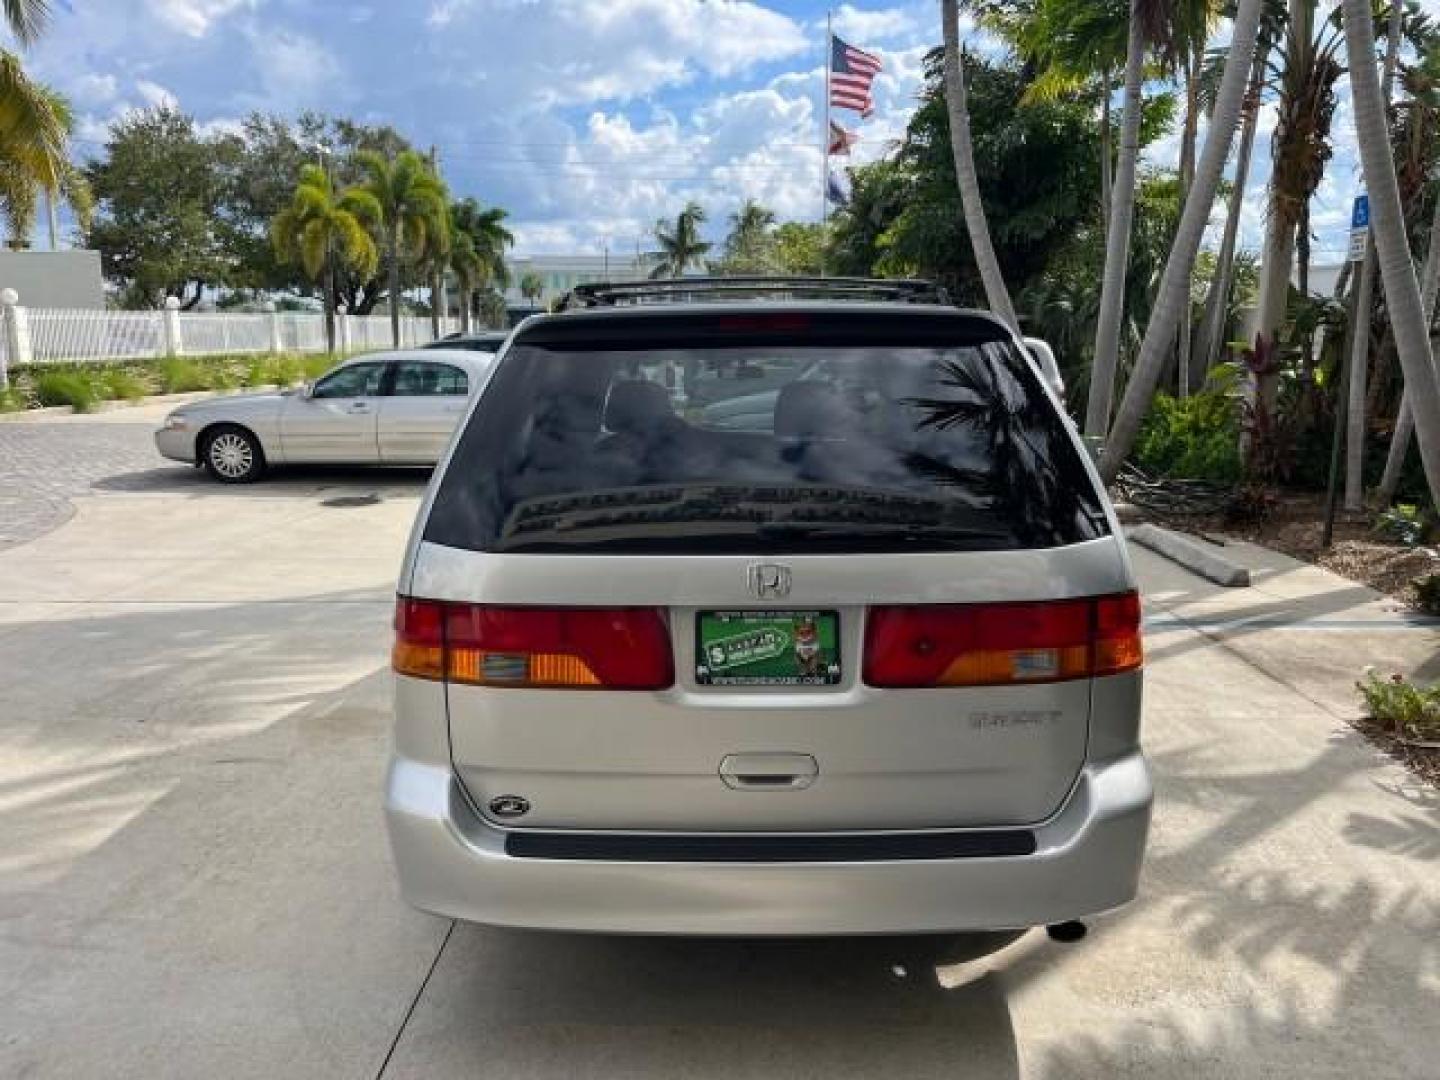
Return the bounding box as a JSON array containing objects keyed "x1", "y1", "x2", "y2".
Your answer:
[{"x1": 0, "y1": 300, "x2": 464, "y2": 377}]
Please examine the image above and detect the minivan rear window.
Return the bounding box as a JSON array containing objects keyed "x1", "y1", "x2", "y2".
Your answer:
[{"x1": 424, "y1": 334, "x2": 1108, "y2": 554}]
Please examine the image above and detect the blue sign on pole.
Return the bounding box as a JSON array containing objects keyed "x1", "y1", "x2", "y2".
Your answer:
[{"x1": 1351, "y1": 194, "x2": 1370, "y2": 230}]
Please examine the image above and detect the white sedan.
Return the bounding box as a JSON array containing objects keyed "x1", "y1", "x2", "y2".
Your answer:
[{"x1": 154, "y1": 349, "x2": 493, "y2": 482}]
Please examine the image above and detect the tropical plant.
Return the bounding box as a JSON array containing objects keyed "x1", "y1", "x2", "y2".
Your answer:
[
  {"x1": 519, "y1": 271, "x2": 544, "y2": 306},
  {"x1": 650, "y1": 201, "x2": 711, "y2": 278},
  {"x1": 1356, "y1": 668, "x2": 1440, "y2": 743},
  {"x1": 1373, "y1": 502, "x2": 1432, "y2": 546},
  {"x1": 450, "y1": 197, "x2": 513, "y2": 322},
  {"x1": 712, "y1": 199, "x2": 777, "y2": 274},
  {"x1": 356, "y1": 149, "x2": 448, "y2": 347},
  {"x1": 0, "y1": 72, "x2": 91, "y2": 249},
  {"x1": 270, "y1": 163, "x2": 380, "y2": 353},
  {"x1": 417, "y1": 203, "x2": 453, "y2": 339},
  {"x1": 1341, "y1": 0, "x2": 1440, "y2": 508},
  {"x1": 1133, "y1": 390, "x2": 1243, "y2": 481},
  {"x1": 1099, "y1": 0, "x2": 1265, "y2": 483},
  {"x1": 942, "y1": 0, "x2": 1019, "y2": 331}
]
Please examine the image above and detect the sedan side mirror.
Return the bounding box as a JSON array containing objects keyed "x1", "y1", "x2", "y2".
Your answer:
[{"x1": 297, "y1": 381, "x2": 314, "y2": 400}]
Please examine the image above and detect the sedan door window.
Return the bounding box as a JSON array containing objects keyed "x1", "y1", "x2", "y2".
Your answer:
[
  {"x1": 391, "y1": 361, "x2": 469, "y2": 397},
  {"x1": 313, "y1": 363, "x2": 386, "y2": 399}
]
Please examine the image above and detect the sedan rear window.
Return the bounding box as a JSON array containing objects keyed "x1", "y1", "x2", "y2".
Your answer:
[{"x1": 424, "y1": 337, "x2": 1108, "y2": 554}]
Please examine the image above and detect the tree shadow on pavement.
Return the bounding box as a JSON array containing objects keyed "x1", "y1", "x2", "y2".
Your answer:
[{"x1": 380, "y1": 926, "x2": 1027, "y2": 1079}]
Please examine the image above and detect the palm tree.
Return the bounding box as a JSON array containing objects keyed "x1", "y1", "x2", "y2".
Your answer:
[
  {"x1": 717, "y1": 199, "x2": 777, "y2": 273},
  {"x1": 0, "y1": 54, "x2": 88, "y2": 251},
  {"x1": 1248, "y1": 0, "x2": 1346, "y2": 445},
  {"x1": 418, "y1": 203, "x2": 454, "y2": 340},
  {"x1": 650, "y1": 201, "x2": 711, "y2": 278},
  {"x1": 519, "y1": 271, "x2": 544, "y2": 307},
  {"x1": 942, "y1": 0, "x2": 1019, "y2": 331},
  {"x1": 270, "y1": 163, "x2": 381, "y2": 354},
  {"x1": 447, "y1": 227, "x2": 483, "y2": 335},
  {"x1": 451, "y1": 197, "x2": 513, "y2": 301},
  {"x1": 1193, "y1": 2, "x2": 1285, "y2": 389},
  {"x1": 1085, "y1": 0, "x2": 1154, "y2": 436},
  {"x1": 1098, "y1": 0, "x2": 1265, "y2": 483},
  {"x1": 1342, "y1": 0, "x2": 1405, "y2": 510},
  {"x1": 1379, "y1": 40, "x2": 1440, "y2": 503},
  {"x1": 1340, "y1": 0, "x2": 1440, "y2": 506},
  {"x1": 356, "y1": 149, "x2": 448, "y2": 347}
]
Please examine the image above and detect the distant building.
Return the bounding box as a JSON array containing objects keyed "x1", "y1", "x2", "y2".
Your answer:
[
  {"x1": 0, "y1": 250, "x2": 104, "y2": 308},
  {"x1": 504, "y1": 252, "x2": 666, "y2": 307}
]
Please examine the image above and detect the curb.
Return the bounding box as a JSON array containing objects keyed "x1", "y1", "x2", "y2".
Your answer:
[
  {"x1": 0, "y1": 385, "x2": 286, "y2": 423},
  {"x1": 1128, "y1": 523, "x2": 1251, "y2": 588}
]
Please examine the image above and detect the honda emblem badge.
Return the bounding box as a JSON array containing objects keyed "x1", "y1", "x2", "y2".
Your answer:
[{"x1": 747, "y1": 563, "x2": 792, "y2": 599}]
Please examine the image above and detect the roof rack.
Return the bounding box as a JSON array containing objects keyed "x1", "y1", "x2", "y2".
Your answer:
[{"x1": 556, "y1": 276, "x2": 951, "y2": 311}]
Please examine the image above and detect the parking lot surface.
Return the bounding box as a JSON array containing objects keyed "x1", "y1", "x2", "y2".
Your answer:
[{"x1": 2, "y1": 408, "x2": 1437, "y2": 1078}]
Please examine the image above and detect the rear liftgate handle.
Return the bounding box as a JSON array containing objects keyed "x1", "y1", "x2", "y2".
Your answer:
[{"x1": 719, "y1": 753, "x2": 818, "y2": 791}]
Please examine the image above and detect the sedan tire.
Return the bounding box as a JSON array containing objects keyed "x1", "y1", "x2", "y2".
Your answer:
[{"x1": 201, "y1": 424, "x2": 266, "y2": 483}]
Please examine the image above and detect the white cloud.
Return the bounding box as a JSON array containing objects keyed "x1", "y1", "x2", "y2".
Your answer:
[
  {"x1": 72, "y1": 73, "x2": 120, "y2": 105},
  {"x1": 147, "y1": 0, "x2": 252, "y2": 38},
  {"x1": 134, "y1": 78, "x2": 179, "y2": 109},
  {"x1": 831, "y1": 4, "x2": 920, "y2": 43}
]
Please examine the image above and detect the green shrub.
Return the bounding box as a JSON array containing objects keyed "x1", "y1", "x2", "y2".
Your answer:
[
  {"x1": 301, "y1": 353, "x2": 338, "y2": 380},
  {"x1": 1373, "y1": 504, "x2": 1432, "y2": 548},
  {"x1": 34, "y1": 371, "x2": 99, "y2": 412},
  {"x1": 1357, "y1": 669, "x2": 1440, "y2": 743},
  {"x1": 99, "y1": 368, "x2": 149, "y2": 403},
  {"x1": 269, "y1": 355, "x2": 305, "y2": 386},
  {"x1": 0, "y1": 385, "x2": 27, "y2": 412},
  {"x1": 158, "y1": 357, "x2": 211, "y2": 393},
  {"x1": 1415, "y1": 573, "x2": 1440, "y2": 617},
  {"x1": 243, "y1": 356, "x2": 271, "y2": 387},
  {"x1": 1133, "y1": 391, "x2": 1243, "y2": 482}
]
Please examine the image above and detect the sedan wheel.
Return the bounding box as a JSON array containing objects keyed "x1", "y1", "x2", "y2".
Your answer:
[{"x1": 203, "y1": 427, "x2": 264, "y2": 483}]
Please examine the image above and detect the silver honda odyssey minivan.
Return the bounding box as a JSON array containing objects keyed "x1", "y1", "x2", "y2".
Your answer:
[{"x1": 385, "y1": 279, "x2": 1150, "y2": 935}]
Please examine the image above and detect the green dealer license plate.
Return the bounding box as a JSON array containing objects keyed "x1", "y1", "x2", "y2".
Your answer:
[{"x1": 695, "y1": 610, "x2": 841, "y2": 687}]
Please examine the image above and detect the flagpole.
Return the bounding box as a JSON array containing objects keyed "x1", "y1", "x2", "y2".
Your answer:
[{"x1": 820, "y1": 10, "x2": 832, "y2": 276}]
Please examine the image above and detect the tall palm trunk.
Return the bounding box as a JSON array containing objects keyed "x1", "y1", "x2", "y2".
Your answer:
[
  {"x1": 942, "y1": 0, "x2": 1019, "y2": 332},
  {"x1": 1085, "y1": 4, "x2": 1147, "y2": 438},
  {"x1": 1249, "y1": 0, "x2": 1312, "y2": 453},
  {"x1": 1343, "y1": 0, "x2": 1405, "y2": 510},
  {"x1": 323, "y1": 250, "x2": 337, "y2": 356},
  {"x1": 1100, "y1": 71, "x2": 1113, "y2": 237},
  {"x1": 1176, "y1": 45, "x2": 1203, "y2": 397},
  {"x1": 430, "y1": 268, "x2": 443, "y2": 339},
  {"x1": 1376, "y1": 191, "x2": 1440, "y2": 503},
  {"x1": 1195, "y1": 43, "x2": 1269, "y2": 388},
  {"x1": 1099, "y1": 0, "x2": 1264, "y2": 484},
  {"x1": 387, "y1": 226, "x2": 401, "y2": 348},
  {"x1": 1341, "y1": 0, "x2": 1440, "y2": 508}
]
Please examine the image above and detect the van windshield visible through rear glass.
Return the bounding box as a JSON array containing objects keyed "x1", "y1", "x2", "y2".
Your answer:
[{"x1": 424, "y1": 336, "x2": 1108, "y2": 554}]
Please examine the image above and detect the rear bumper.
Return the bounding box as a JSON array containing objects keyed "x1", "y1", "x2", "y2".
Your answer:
[{"x1": 384, "y1": 752, "x2": 1152, "y2": 935}]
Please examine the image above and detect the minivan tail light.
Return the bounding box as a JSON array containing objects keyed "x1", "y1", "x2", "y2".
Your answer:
[
  {"x1": 393, "y1": 599, "x2": 673, "y2": 690},
  {"x1": 863, "y1": 593, "x2": 1142, "y2": 688}
]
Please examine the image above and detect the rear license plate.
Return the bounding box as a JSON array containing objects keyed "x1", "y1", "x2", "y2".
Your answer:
[{"x1": 695, "y1": 610, "x2": 841, "y2": 686}]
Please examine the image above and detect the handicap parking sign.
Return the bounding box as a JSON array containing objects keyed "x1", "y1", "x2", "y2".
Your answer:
[{"x1": 1351, "y1": 194, "x2": 1370, "y2": 230}]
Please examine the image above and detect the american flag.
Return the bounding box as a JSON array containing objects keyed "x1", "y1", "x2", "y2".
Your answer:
[
  {"x1": 830, "y1": 34, "x2": 882, "y2": 117},
  {"x1": 828, "y1": 119, "x2": 858, "y2": 156}
]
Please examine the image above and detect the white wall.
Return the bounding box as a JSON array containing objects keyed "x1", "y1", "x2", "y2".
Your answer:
[{"x1": 0, "y1": 250, "x2": 104, "y2": 309}]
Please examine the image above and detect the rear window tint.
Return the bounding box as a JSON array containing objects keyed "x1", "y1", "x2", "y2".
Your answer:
[{"x1": 424, "y1": 334, "x2": 1108, "y2": 554}]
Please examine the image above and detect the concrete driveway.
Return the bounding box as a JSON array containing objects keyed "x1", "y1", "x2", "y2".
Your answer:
[{"x1": 1, "y1": 405, "x2": 1437, "y2": 1078}]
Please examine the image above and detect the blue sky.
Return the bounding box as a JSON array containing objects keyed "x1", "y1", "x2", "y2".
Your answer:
[{"x1": 21, "y1": 1, "x2": 1440, "y2": 260}]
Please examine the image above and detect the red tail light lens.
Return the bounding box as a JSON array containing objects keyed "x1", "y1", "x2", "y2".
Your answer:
[
  {"x1": 863, "y1": 593, "x2": 1142, "y2": 688},
  {"x1": 393, "y1": 599, "x2": 673, "y2": 690}
]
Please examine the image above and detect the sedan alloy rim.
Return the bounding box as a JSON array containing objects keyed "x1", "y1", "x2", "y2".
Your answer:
[{"x1": 209, "y1": 433, "x2": 253, "y2": 478}]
